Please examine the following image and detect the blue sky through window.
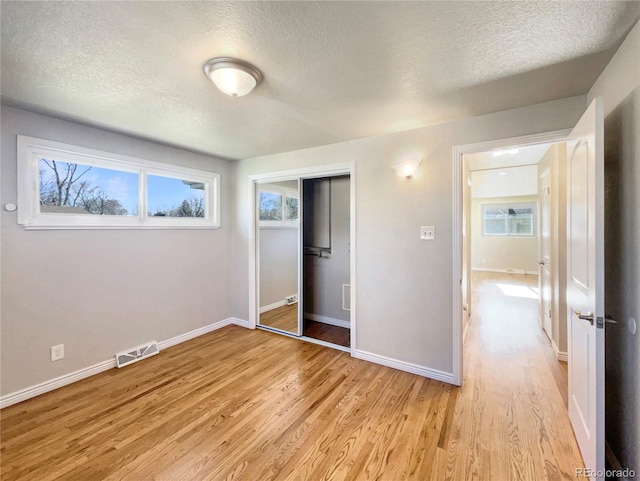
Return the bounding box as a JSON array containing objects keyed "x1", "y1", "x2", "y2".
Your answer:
[
  {"x1": 39, "y1": 159, "x2": 139, "y2": 214},
  {"x1": 147, "y1": 175, "x2": 204, "y2": 215},
  {"x1": 39, "y1": 159, "x2": 206, "y2": 216}
]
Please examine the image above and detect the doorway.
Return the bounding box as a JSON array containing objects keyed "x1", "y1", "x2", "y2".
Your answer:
[
  {"x1": 301, "y1": 176, "x2": 351, "y2": 348},
  {"x1": 452, "y1": 129, "x2": 572, "y2": 385},
  {"x1": 462, "y1": 140, "x2": 569, "y2": 362},
  {"x1": 454, "y1": 100, "x2": 606, "y2": 474}
]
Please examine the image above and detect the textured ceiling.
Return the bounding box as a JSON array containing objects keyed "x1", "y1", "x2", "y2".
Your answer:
[{"x1": 2, "y1": 2, "x2": 639, "y2": 160}]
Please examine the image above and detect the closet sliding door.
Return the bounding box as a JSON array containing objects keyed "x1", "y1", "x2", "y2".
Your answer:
[{"x1": 256, "y1": 180, "x2": 301, "y2": 336}]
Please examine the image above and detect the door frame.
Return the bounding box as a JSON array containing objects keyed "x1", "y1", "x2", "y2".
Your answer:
[
  {"x1": 248, "y1": 162, "x2": 356, "y2": 352},
  {"x1": 451, "y1": 129, "x2": 572, "y2": 386},
  {"x1": 539, "y1": 166, "x2": 552, "y2": 335}
]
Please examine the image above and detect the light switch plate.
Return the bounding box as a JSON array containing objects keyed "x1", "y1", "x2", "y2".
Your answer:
[{"x1": 420, "y1": 226, "x2": 435, "y2": 240}]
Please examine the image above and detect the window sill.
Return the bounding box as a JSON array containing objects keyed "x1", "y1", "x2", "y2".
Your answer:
[{"x1": 22, "y1": 224, "x2": 221, "y2": 230}]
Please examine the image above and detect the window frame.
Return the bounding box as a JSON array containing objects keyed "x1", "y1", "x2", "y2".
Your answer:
[
  {"x1": 257, "y1": 183, "x2": 299, "y2": 229},
  {"x1": 17, "y1": 135, "x2": 220, "y2": 229},
  {"x1": 481, "y1": 202, "x2": 537, "y2": 238}
]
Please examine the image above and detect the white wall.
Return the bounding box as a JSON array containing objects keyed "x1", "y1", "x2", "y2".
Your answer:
[
  {"x1": 471, "y1": 195, "x2": 539, "y2": 273},
  {"x1": 0, "y1": 106, "x2": 233, "y2": 396},
  {"x1": 231, "y1": 95, "x2": 587, "y2": 375},
  {"x1": 588, "y1": 20, "x2": 640, "y2": 472}
]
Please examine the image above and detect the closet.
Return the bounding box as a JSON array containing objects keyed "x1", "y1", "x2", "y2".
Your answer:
[{"x1": 256, "y1": 174, "x2": 351, "y2": 349}]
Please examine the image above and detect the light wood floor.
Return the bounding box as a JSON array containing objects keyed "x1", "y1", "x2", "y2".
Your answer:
[
  {"x1": 260, "y1": 304, "x2": 351, "y2": 348},
  {"x1": 1, "y1": 273, "x2": 583, "y2": 480},
  {"x1": 260, "y1": 304, "x2": 298, "y2": 333}
]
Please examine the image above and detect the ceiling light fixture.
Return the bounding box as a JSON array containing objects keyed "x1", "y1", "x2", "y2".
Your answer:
[{"x1": 203, "y1": 57, "x2": 263, "y2": 97}]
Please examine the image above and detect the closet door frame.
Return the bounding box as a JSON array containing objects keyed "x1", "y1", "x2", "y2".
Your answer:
[{"x1": 248, "y1": 162, "x2": 355, "y2": 353}]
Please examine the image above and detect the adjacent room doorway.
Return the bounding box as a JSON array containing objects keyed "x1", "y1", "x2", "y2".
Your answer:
[{"x1": 453, "y1": 98, "x2": 606, "y2": 478}]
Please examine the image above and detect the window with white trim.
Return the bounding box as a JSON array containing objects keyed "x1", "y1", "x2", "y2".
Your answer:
[
  {"x1": 17, "y1": 136, "x2": 220, "y2": 229},
  {"x1": 258, "y1": 184, "x2": 299, "y2": 228},
  {"x1": 482, "y1": 202, "x2": 536, "y2": 237}
]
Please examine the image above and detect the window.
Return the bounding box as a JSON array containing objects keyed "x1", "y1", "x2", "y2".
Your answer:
[
  {"x1": 147, "y1": 175, "x2": 205, "y2": 218},
  {"x1": 285, "y1": 196, "x2": 299, "y2": 222},
  {"x1": 39, "y1": 159, "x2": 139, "y2": 216},
  {"x1": 482, "y1": 203, "x2": 536, "y2": 237},
  {"x1": 18, "y1": 136, "x2": 220, "y2": 229},
  {"x1": 258, "y1": 184, "x2": 298, "y2": 227},
  {"x1": 259, "y1": 191, "x2": 283, "y2": 221}
]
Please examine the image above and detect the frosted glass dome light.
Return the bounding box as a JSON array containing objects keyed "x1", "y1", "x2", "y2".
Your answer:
[{"x1": 204, "y1": 58, "x2": 263, "y2": 97}]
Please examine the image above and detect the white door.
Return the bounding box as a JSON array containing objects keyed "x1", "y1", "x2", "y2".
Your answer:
[
  {"x1": 539, "y1": 169, "x2": 552, "y2": 337},
  {"x1": 567, "y1": 98, "x2": 604, "y2": 479}
]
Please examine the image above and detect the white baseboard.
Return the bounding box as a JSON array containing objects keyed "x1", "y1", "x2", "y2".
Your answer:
[
  {"x1": 0, "y1": 359, "x2": 116, "y2": 409},
  {"x1": 0, "y1": 317, "x2": 249, "y2": 409},
  {"x1": 472, "y1": 267, "x2": 538, "y2": 275},
  {"x1": 352, "y1": 349, "x2": 455, "y2": 385},
  {"x1": 228, "y1": 317, "x2": 252, "y2": 329},
  {"x1": 551, "y1": 339, "x2": 568, "y2": 362},
  {"x1": 259, "y1": 300, "x2": 286, "y2": 313},
  {"x1": 304, "y1": 312, "x2": 350, "y2": 329},
  {"x1": 158, "y1": 318, "x2": 233, "y2": 350}
]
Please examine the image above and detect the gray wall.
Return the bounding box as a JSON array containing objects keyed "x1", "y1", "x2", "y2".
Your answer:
[
  {"x1": 303, "y1": 176, "x2": 350, "y2": 323},
  {"x1": 588, "y1": 21, "x2": 640, "y2": 472},
  {"x1": 231, "y1": 95, "x2": 587, "y2": 373},
  {"x1": 0, "y1": 106, "x2": 232, "y2": 395}
]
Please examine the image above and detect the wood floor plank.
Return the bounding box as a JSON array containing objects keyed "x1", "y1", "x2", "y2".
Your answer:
[
  {"x1": 260, "y1": 304, "x2": 298, "y2": 333},
  {"x1": 1, "y1": 273, "x2": 585, "y2": 480}
]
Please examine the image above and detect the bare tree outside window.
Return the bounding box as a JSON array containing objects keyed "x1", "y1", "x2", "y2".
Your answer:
[
  {"x1": 164, "y1": 197, "x2": 205, "y2": 218},
  {"x1": 259, "y1": 191, "x2": 283, "y2": 221},
  {"x1": 39, "y1": 159, "x2": 135, "y2": 216},
  {"x1": 147, "y1": 175, "x2": 206, "y2": 218}
]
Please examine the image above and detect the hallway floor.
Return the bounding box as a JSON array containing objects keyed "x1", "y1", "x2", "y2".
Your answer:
[{"x1": 455, "y1": 271, "x2": 582, "y2": 479}]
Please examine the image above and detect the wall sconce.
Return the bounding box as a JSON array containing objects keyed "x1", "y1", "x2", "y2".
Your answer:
[{"x1": 392, "y1": 154, "x2": 423, "y2": 178}]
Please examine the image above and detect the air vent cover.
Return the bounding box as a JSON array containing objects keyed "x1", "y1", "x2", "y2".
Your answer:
[{"x1": 115, "y1": 341, "x2": 159, "y2": 368}]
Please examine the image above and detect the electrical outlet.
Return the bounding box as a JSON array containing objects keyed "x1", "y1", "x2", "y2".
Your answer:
[{"x1": 51, "y1": 344, "x2": 64, "y2": 362}]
